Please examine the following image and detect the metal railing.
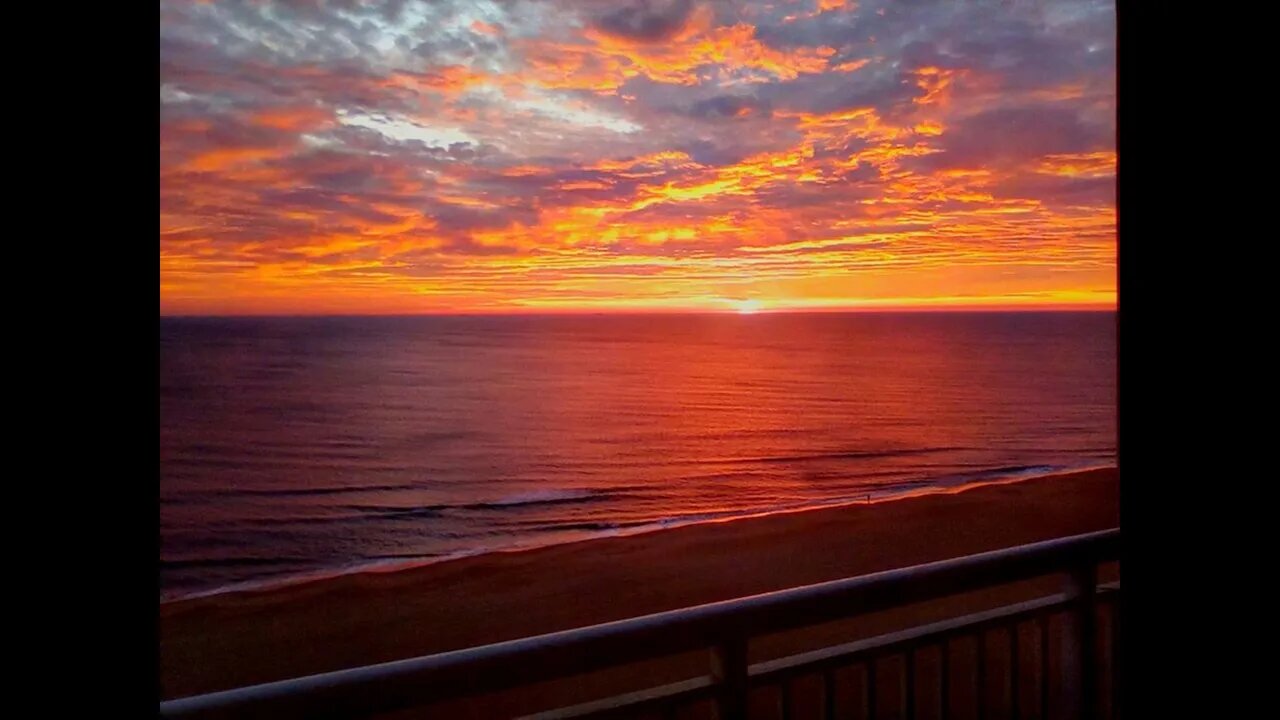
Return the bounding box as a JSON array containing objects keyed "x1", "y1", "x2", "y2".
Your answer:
[{"x1": 160, "y1": 527, "x2": 1120, "y2": 720}]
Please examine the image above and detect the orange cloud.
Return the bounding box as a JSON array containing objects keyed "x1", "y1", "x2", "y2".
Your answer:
[
  {"x1": 250, "y1": 107, "x2": 333, "y2": 131},
  {"x1": 913, "y1": 66, "x2": 966, "y2": 107},
  {"x1": 831, "y1": 58, "x2": 870, "y2": 73},
  {"x1": 185, "y1": 146, "x2": 291, "y2": 173},
  {"x1": 592, "y1": 151, "x2": 697, "y2": 173},
  {"x1": 160, "y1": 0, "x2": 1115, "y2": 315},
  {"x1": 384, "y1": 66, "x2": 491, "y2": 95},
  {"x1": 526, "y1": 14, "x2": 834, "y2": 91},
  {"x1": 1035, "y1": 152, "x2": 1116, "y2": 177}
]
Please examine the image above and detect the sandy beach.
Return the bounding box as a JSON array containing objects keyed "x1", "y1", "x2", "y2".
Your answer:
[{"x1": 160, "y1": 466, "x2": 1119, "y2": 716}]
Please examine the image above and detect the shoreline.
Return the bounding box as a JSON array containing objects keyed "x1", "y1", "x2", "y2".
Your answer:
[
  {"x1": 160, "y1": 462, "x2": 1113, "y2": 606},
  {"x1": 161, "y1": 466, "x2": 1118, "y2": 701}
]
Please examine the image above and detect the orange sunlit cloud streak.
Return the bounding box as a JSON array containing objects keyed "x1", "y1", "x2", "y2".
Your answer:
[{"x1": 159, "y1": 0, "x2": 1116, "y2": 315}]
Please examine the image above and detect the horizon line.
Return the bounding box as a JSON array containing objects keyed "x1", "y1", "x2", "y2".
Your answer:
[{"x1": 160, "y1": 306, "x2": 1117, "y2": 319}]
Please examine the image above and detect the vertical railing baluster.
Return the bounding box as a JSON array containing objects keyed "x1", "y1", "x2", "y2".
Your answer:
[
  {"x1": 1040, "y1": 614, "x2": 1051, "y2": 720},
  {"x1": 1010, "y1": 623, "x2": 1020, "y2": 720},
  {"x1": 1062, "y1": 564, "x2": 1099, "y2": 720},
  {"x1": 976, "y1": 631, "x2": 987, "y2": 720},
  {"x1": 866, "y1": 659, "x2": 878, "y2": 720},
  {"x1": 711, "y1": 637, "x2": 749, "y2": 720},
  {"x1": 1111, "y1": 594, "x2": 1121, "y2": 720},
  {"x1": 663, "y1": 701, "x2": 678, "y2": 720},
  {"x1": 940, "y1": 639, "x2": 950, "y2": 720},
  {"x1": 904, "y1": 649, "x2": 916, "y2": 720},
  {"x1": 823, "y1": 669, "x2": 836, "y2": 720},
  {"x1": 778, "y1": 680, "x2": 792, "y2": 720}
]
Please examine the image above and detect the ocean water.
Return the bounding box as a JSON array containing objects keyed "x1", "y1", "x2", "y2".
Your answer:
[{"x1": 159, "y1": 312, "x2": 1116, "y2": 600}]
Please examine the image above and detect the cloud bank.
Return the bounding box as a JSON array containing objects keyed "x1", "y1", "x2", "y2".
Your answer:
[{"x1": 160, "y1": 0, "x2": 1116, "y2": 313}]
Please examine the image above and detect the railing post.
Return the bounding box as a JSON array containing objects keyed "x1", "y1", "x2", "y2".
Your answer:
[
  {"x1": 1061, "y1": 563, "x2": 1099, "y2": 720},
  {"x1": 711, "y1": 636, "x2": 749, "y2": 720}
]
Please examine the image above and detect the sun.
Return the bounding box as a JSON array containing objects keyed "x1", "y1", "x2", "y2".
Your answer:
[{"x1": 732, "y1": 299, "x2": 763, "y2": 314}]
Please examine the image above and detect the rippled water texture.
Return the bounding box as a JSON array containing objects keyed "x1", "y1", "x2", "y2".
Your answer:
[{"x1": 160, "y1": 312, "x2": 1116, "y2": 598}]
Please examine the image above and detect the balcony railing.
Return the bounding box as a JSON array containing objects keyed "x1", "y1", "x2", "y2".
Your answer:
[{"x1": 160, "y1": 527, "x2": 1120, "y2": 720}]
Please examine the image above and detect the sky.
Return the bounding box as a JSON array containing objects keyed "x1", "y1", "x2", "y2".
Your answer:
[{"x1": 159, "y1": 0, "x2": 1116, "y2": 315}]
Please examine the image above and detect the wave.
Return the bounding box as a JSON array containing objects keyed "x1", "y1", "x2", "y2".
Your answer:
[
  {"x1": 168, "y1": 482, "x2": 417, "y2": 500},
  {"x1": 162, "y1": 556, "x2": 307, "y2": 570},
  {"x1": 918, "y1": 464, "x2": 1061, "y2": 486},
  {"x1": 165, "y1": 489, "x2": 634, "y2": 527},
  {"x1": 336, "y1": 488, "x2": 627, "y2": 519},
  {"x1": 516, "y1": 446, "x2": 976, "y2": 471},
  {"x1": 481, "y1": 488, "x2": 603, "y2": 507},
  {"x1": 723, "y1": 446, "x2": 971, "y2": 465},
  {"x1": 502, "y1": 464, "x2": 1080, "y2": 536},
  {"x1": 522, "y1": 519, "x2": 657, "y2": 533},
  {"x1": 161, "y1": 463, "x2": 1110, "y2": 603}
]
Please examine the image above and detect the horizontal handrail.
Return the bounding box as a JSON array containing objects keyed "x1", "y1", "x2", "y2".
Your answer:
[
  {"x1": 523, "y1": 583, "x2": 1121, "y2": 720},
  {"x1": 160, "y1": 527, "x2": 1119, "y2": 720},
  {"x1": 751, "y1": 591, "x2": 1076, "y2": 682}
]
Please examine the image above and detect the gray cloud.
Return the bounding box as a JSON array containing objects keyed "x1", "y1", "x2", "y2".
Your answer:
[
  {"x1": 908, "y1": 106, "x2": 1112, "y2": 172},
  {"x1": 591, "y1": 0, "x2": 695, "y2": 43}
]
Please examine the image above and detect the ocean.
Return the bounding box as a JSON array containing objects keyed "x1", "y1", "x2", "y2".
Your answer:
[{"x1": 159, "y1": 312, "x2": 1116, "y2": 600}]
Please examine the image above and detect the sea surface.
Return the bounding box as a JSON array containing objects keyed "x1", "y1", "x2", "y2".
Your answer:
[{"x1": 160, "y1": 312, "x2": 1116, "y2": 600}]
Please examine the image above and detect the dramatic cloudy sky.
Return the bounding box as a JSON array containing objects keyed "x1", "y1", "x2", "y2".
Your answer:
[{"x1": 159, "y1": 0, "x2": 1115, "y2": 314}]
